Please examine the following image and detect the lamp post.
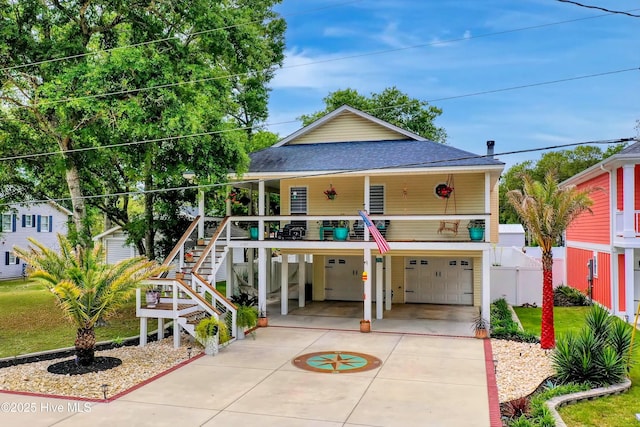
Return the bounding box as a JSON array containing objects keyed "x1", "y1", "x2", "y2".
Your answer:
[{"x1": 183, "y1": 171, "x2": 205, "y2": 240}]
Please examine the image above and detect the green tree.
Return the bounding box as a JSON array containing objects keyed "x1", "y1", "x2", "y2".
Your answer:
[
  {"x1": 299, "y1": 87, "x2": 447, "y2": 142},
  {"x1": 507, "y1": 170, "x2": 594, "y2": 349},
  {"x1": 0, "y1": 0, "x2": 285, "y2": 255},
  {"x1": 14, "y1": 235, "x2": 165, "y2": 365}
]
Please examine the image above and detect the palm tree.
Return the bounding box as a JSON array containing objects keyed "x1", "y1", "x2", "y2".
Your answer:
[
  {"x1": 14, "y1": 235, "x2": 165, "y2": 365},
  {"x1": 507, "y1": 170, "x2": 594, "y2": 349}
]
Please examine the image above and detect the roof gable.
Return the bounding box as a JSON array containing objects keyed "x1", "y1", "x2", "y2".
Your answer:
[{"x1": 274, "y1": 105, "x2": 426, "y2": 147}]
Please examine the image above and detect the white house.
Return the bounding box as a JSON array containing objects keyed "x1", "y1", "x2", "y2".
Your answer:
[{"x1": 0, "y1": 202, "x2": 72, "y2": 279}]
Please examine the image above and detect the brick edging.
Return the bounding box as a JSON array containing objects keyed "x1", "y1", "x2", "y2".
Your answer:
[
  {"x1": 483, "y1": 339, "x2": 503, "y2": 427},
  {"x1": 545, "y1": 378, "x2": 632, "y2": 427}
]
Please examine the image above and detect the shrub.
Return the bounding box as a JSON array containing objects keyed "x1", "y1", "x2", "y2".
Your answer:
[
  {"x1": 195, "y1": 317, "x2": 230, "y2": 344},
  {"x1": 552, "y1": 305, "x2": 633, "y2": 386},
  {"x1": 490, "y1": 298, "x2": 539, "y2": 342},
  {"x1": 554, "y1": 285, "x2": 591, "y2": 307},
  {"x1": 502, "y1": 397, "x2": 531, "y2": 419}
]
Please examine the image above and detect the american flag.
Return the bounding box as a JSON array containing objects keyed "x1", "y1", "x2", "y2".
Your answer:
[{"x1": 358, "y1": 210, "x2": 390, "y2": 254}]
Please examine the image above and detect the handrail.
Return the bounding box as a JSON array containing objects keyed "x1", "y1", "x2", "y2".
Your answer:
[
  {"x1": 174, "y1": 278, "x2": 222, "y2": 316},
  {"x1": 161, "y1": 215, "x2": 201, "y2": 269},
  {"x1": 192, "y1": 216, "x2": 230, "y2": 272},
  {"x1": 192, "y1": 272, "x2": 237, "y2": 311}
]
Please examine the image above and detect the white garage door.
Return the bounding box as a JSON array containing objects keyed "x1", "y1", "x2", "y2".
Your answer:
[
  {"x1": 324, "y1": 256, "x2": 377, "y2": 301},
  {"x1": 405, "y1": 258, "x2": 473, "y2": 305},
  {"x1": 106, "y1": 238, "x2": 136, "y2": 265}
]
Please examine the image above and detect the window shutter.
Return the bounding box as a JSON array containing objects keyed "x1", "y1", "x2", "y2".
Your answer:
[
  {"x1": 37, "y1": 215, "x2": 41, "y2": 232},
  {"x1": 32, "y1": 215, "x2": 37, "y2": 228},
  {"x1": 15, "y1": 256, "x2": 20, "y2": 265},
  {"x1": 370, "y1": 185, "x2": 385, "y2": 214},
  {"x1": 290, "y1": 187, "x2": 307, "y2": 214},
  {"x1": 49, "y1": 215, "x2": 53, "y2": 232},
  {"x1": 4, "y1": 252, "x2": 9, "y2": 266},
  {"x1": 22, "y1": 215, "x2": 26, "y2": 228},
  {"x1": 11, "y1": 214, "x2": 16, "y2": 232}
]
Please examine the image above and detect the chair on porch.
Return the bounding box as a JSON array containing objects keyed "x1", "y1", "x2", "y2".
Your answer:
[{"x1": 277, "y1": 220, "x2": 307, "y2": 240}]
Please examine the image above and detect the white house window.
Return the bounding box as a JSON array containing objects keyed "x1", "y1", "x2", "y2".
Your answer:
[
  {"x1": 290, "y1": 187, "x2": 307, "y2": 214},
  {"x1": 1, "y1": 214, "x2": 14, "y2": 232},
  {"x1": 5, "y1": 252, "x2": 19, "y2": 265}
]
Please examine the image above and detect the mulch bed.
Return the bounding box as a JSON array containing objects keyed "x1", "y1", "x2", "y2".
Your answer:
[{"x1": 47, "y1": 356, "x2": 122, "y2": 375}]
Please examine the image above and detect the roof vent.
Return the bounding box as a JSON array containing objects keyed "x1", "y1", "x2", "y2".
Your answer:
[{"x1": 486, "y1": 140, "x2": 495, "y2": 158}]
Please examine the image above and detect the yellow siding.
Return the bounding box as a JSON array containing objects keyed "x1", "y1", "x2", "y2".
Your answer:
[
  {"x1": 290, "y1": 112, "x2": 409, "y2": 144},
  {"x1": 473, "y1": 257, "x2": 481, "y2": 307},
  {"x1": 490, "y1": 180, "x2": 499, "y2": 243},
  {"x1": 313, "y1": 256, "x2": 325, "y2": 301}
]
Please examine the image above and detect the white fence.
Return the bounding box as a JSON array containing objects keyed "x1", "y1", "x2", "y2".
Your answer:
[{"x1": 490, "y1": 246, "x2": 565, "y2": 306}]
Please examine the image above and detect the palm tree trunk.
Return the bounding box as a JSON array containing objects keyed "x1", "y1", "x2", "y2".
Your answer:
[
  {"x1": 540, "y1": 250, "x2": 555, "y2": 349},
  {"x1": 75, "y1": 327, "x2": 96, "y2": 366}
]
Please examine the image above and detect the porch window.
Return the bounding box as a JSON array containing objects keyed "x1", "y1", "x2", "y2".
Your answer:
[
  {"x1": 370, "y1": 185, "x2": 384, "y2": 214},
  {"x1": 290, "y1": 187, "x2": 307, "y2": 214}
]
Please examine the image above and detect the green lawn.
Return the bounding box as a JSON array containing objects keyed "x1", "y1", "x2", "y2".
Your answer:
[
  {"x1": 0, "y1": 278, "x2": 232, "y2": 358},
  {"x1": 513, "y1": 305, "x2": 640, "y2": 427}
]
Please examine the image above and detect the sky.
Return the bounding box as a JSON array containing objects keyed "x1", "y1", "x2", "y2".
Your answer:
[{"x1": 265, "y1": 0, "x2": 640, "y2": 172}]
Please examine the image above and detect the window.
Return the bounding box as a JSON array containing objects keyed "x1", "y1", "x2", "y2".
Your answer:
[
  {"x1": 36, "y1": 215, "x2": 53, "y2": 232},
  {"x1": 290, "y1": 187, "x2": 307, "y2": 214},
  {"x1": 22, "y1": 214, "x2": 35, "y2": 228},
  {"x1": 592, "y1": 252, "x2": 598, "y2": 278},
  {"x1": 1, "y1": 214, "x2": 15, "y2": 233},
  {"x1": 370, "y1": 185, "x2": 384, "y2": 214},
  {"x1": 5, "y1": 252, "x2": 19, "y2": 265}
]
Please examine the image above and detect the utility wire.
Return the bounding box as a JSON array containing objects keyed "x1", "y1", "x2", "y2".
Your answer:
[
  {"x1": 0, "y1": 0, "x2": 363, "y2": 73},
  {"x1": 0, "y1": 66, "x2": 637, "y2": 163},
  {"x1": 3, "y1": 137, "x2": 636, "y2": 208},
  {"x1": 557, "y1": 1, "x2": 640, "y2": 18},
  {"x1": 10, "y1": 10, "x2": 639, "y2": 107}
]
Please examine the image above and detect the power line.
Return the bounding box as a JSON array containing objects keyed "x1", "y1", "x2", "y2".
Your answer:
[
  {"x1": 11, "y1": 10, "x2": 638, "y2": 107},
  {"x1": 0, "y1": 65, "x2": 637, "y2": 164},
  {"x1": 557, "y1": 1, "x2": 640, "y2": 18},
  {"x1": 0, "y1": 0, "x2": 363, "y2": 73},
  {"x1": 3, "y1": 137, "x2": 636, "y2": 208}
]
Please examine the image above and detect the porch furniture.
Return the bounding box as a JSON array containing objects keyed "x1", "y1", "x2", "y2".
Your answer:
[
  {"x1": 277, "y1": 220, "x2": 307, "y2": 240},
  {"x1": 319, "y1": 220, "x2": 334, "y2": 240},
  {"x1": 351, "y1": 220, "x2": 390, "y2": 240}
]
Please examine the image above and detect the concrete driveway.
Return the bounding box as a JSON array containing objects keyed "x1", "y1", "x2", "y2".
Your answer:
[{"x1": 0, "y1": 327, "x2": 499, "y2": 427}]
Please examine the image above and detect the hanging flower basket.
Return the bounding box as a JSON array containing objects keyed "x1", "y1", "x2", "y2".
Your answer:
[
  {"x1": 324, "y1": 185, "x2": 337, "y2": 200},
  {"x1": 435, "y1": 183, "x2": 454, "y2": 199}
]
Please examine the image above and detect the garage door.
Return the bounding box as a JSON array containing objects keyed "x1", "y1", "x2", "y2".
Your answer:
[
  {"x1": 405, "y1": 258, "x2": 472, "y2": 305},
  {"x1": 324, "y1": 256, "x2": 377, "y2": 301}
]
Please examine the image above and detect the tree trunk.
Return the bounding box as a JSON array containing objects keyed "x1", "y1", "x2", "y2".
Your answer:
[
  {"x1": 61, "y1": 136, "x2": 91, "y2": 246},
  {"x1": 540, "y1": 250, "x2": 555, "y2": 349},
  {"x1": 75, "y1": 327, "x2": 96, "y2": 366},
  {"x1": 143, "y1": 148, "x2": 155, "y2": 259}
]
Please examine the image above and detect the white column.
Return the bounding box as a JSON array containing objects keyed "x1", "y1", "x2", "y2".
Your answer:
[
  {"x1": 484, "y1": 172, "x2": 491, "y2": 242},
  {"x1": 139, "y1": 317, "x2": 148, "y2": 347},
  {"x1": 173, "y1": 318, "x2": 181, "y2": 348},
  {"x1": 226, "y1": 252, "x2": 233, "y2": 299},
  {"x1": 226, "y1": 185, "x2": 232, "y2": 216},
  {"x1": 376, "y1": 256, "x2": 383, "y2": 319},
  {"x1": 248, "y1": 249, "x2": 255, "y2": 290},
  {"x1": 385, "y1": 254, "x2": 392, "y2": 311},
  {"x1": 625, "y1": 248, "x2": 635, "y2": 322},
  {"x1": 482, "y1": 249, "x2": 491, "y2": 327},
  {"x1": 298, "y1": 255, "x2": 306, "y2": 307},
  {"x1": 364, "y1": 248, "x2": 372, "y2": 321},
  {"x1": 258, "y1": 247, "x2": 267, "y2": 315},
  {"x1": 364, "y1": 176, "x2": 370, "y2": 241},
  {"x1": 198, "y1": 188, "x2": 205, "y2": 239},
  {"x1": 611, "y1": 248, "x2": 619, "y2": 315},
  {"x1": 157, "y1": 318, "x2": 164, "y2": 340},
  {"x1": 258, "y1": 180, "x2": 265, "y2": 240},
  {"x1": 281, "y1": 254, "x2": 289, "y2": 315},
  {"x1": 623, "y1": 164, "x2": 635, "y2": 238}
]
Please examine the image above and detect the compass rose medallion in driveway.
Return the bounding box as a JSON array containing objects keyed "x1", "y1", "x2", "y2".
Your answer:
[{"x1": 292, "y1": 351, "x2": 382, "y2": 374}]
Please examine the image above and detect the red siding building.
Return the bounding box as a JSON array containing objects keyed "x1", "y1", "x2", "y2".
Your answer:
[{"x1": 563, "y1": 141, "x2": 640, "y2": 323}]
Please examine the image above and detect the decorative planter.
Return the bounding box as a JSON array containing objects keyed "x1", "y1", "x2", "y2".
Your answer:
[
  {"x1": 474, "y1": 328, "x2": 488, "y2": 339},
  {"x1": 469, "y1": 228, "x2": 484, "y2": 241},
  {"x1": 257, "y1": 317, "x2": 268, "y2": 327},
  {"x1": 333, "y1": 227, "x2": 349, "y2": 241},
  {"x1": 250, "y1": 227, "x2": 259, "y2": 240},
  {"x1": 236, "y1": 325, "x2": 246, "y2": 340},
  {"x1": 360, "y1": 319, "x2": 371, "y2": 333},
  {"x1": 175, "y1": 272, "x2": 185, "y2": 280},
  {"x1": 145, "y1": 290, "x2": 160, "y2": 307},
  {"x1": 185, "y1": 255, "x2": 194, "y2": 263},
  {"x1": 197, "y1": 239, "x2": 205, "y2": 246},
  {"x1": 203, "y1": 335, "x2": 219, "y2": 356}
]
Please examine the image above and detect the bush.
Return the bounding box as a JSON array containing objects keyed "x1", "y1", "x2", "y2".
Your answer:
[
  {"x1": 554, "y1": 285, "x2": 591, "y2": 307},
  {"x1": 491, "y1": 326, "x2": 539, "y2": 343},
  {"x1": 490, "y1": 298, "x2": 540, "y2": 342},
  {"x1": 552, "y1": 304, "x2": 633, "y2": 386}
]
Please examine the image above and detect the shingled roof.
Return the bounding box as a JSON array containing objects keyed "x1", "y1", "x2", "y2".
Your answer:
[{"x1": 248, "y1": 139, "x2": 504, "y2": 173}]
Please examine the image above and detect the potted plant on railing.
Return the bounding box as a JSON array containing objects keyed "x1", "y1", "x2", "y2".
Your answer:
[
  {"x1": 145, "y1": 288, "x2": 161, "y2": 308},
  {"x1": 235, "y1": 304, "x2": 258, "y2": 340},
  {"x1": 195, "y1": 317, "x2": 229, "y2": 356},
  {"x1": 332, "y1": 219, "x2": 349, "y2": 241},
  {"x1": 467, "y1": 220, "x2": 485, "y2": 241}
]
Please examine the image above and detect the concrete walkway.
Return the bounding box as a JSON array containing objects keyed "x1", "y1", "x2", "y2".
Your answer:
[{"x1": 0, "y1": 327, "x2": 497, "y2": 427}]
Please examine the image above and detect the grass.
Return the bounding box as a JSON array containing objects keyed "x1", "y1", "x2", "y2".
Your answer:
[
  {"x1": 0, "y1": 278, "x2": 232, "y2": 358},
  {"x1": 513, "y1": 306, "x2": 591, "y2": 338},
  {"x1": 513, "y1": 304, "x2": 640, "y2": 426}
]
